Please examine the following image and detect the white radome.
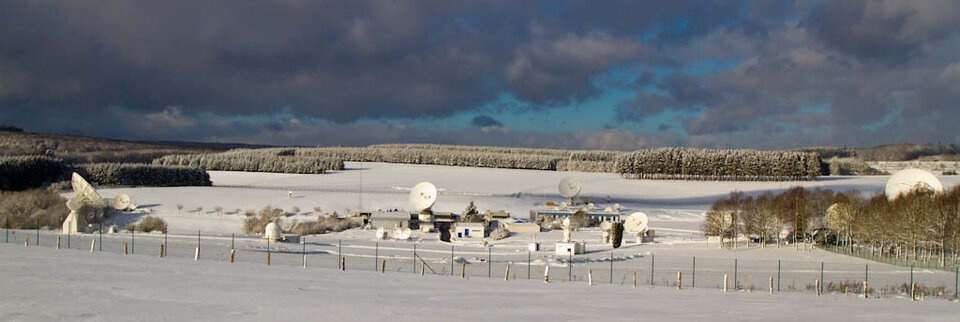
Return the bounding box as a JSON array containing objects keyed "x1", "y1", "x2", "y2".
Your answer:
[
  {"x1": 264, "y1": 222, "x2": 282, "y2": 242},
  {"x1": 884, "y1": 168, "x2": 944, "y2": 200}
]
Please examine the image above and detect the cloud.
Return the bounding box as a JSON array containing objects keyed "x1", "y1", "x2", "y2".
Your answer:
[{"x1": 470, "y1": 115, "x2": 503, "y2": 127}]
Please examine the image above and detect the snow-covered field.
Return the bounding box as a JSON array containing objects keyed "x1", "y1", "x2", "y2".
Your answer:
[
  {"x1": 11, "y1": 162, "x2": 957, "y2": 320},
  {"x1": 2, "y1": 243, "x2": 958, "y2": 322}
]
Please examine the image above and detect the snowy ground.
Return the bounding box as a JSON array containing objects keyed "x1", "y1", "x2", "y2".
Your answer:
[
  {"x1": 2, "y1": 243, "x2": 958, "y2": 322},
  {"x1": 88, "y1": 161, "x2": 960, "y2": 237}
]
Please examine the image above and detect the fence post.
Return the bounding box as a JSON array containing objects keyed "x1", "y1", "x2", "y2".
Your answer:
[
  {"x1": 692, "y1": 256, "x2": 696, "y2": 288},
  {"x1": 544, "y1": 266, "x2": 550, "y2": 283},
  {"x1": 24, "y1": 234, "x2": 28, "y2": 247},
  {"x1": 461, "y1": 262, "x2": 466, "y2": 279},
  {"x1": 302, "y1": 237, "x2": 307, "y2": 269},
  {"x1": 488, "y1": 247, "x2": 491, "y2": 278},
  {"x1": 527, "y1": 250, "x2": 531, "y2": 280},
  {"x1": 451, "y1": 245, "x2": 455, "y2": 276},
  {"x1": 338, "y1": 239, "x2": 342, "y2": 270},
  {"x1": 863, "y1": 280, "x2": 868, "y2": 299},
  {"x1": 568, "y1": 249, "x2": 572, "y2": 282},
  {"x1": 230, "y1": 249, "x2": 235, "y2": 263},
  {"x1": 769, "y1": 276, "x2": 774, "y2": 294},
  {"x1": 99, "y1": 223, "x2": 102, "y2": 252},
  {"x1": 610, "y1": 251, "x2": 614, "y2": 284},
  {"x1": 777, "y1": 260, "x2": 781, "y2": 293},
  {"x1": 381, "y1": 260, "x2": 386, "y2": 274},
  {"x1": 90, "y1": 238, "x2": 95, "y2": 252},
  {"x1": 955, "y1": 266, "x2": 958, "y2": 300},
  {"x1": 588, "y1": 269, "x2": 593, "y2": 285},
  {"x1": 375, "y1": 241, "x2": 379, "y2": 271},
  {"x1": 341, "y1": 257, "x2": 346, "y2": 271},
  {"x1": 677, "y1": 272, "x2": 682, "y2": 290},
  {"x1": 723, "y1": 274, "x2": 729, "y2": 292},
  {"x1": 421, "y1": 262, "x2": 425, "y2": 276},
  {"x1": 35, "y1": 219, "x2": 39, "y2": 245},
  {"x1": 505, "y1": 265, "x2": 510, "y2": 281},
  {"x1": 910, "y1": 265, "x2": 914, "y2": 296},
  {"x1": 231, "y1": 233, "x2": 235, "y2": 250},
  {"x1": 266, "y1": 238, "x2": 270, "y2": 266},
  {"x1": 734, "y1": 259, "x2": 738, "y2": 290},
  {"x1": 57, "y1": 236, "x2": 61, "y2": 249},
  {"x1": 160, "y1": 244, "x2": 165, "y2": 258},
  {"x1": 163, "y1": 231, "x2": 167, "y2": 257},
  {"x1": 633, "y1": 272, "x2": 637, "y2": 288},
  {"x1": 413, "y1": 244, "x2": 417, "y2": 274},
  {"x1": 67, "y1": 231, "x2": 70, "y2": 248},
  {"x1": 131, "y1": 230, "x2": 134, "y2": 254},
  {"x1": 196, "y1": 230, "x2": 201, "y2": 260},
  {"x1": 124, "y1": 243, "x2": 128, "y2": 255},
  {"x1": 816, "y1": 279, "x2": 821, "y2": 296},
  {"x1": 650, "y1": 254, "x2": 655, "y2": 285},
  {"x1": 820, "y1": 262, "x2": 824, "y2": 295}
]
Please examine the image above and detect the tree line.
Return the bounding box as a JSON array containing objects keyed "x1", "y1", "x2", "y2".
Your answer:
[
  {"x1": 616, "y1": 148, "x2": 821, "y2": 181},
  {"x1": 0, "y1": 155, "x2": 210, "y2": 191},
  {"x1": 702, "y1": 186, "x2": 960, "y2": 267}
]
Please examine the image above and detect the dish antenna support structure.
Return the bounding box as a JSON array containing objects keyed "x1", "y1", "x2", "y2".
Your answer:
[
  {"x1": 62, "y1": 173, "x2": 135, "y2": 234},
  {"x1": 558, "y1": 178, "x2": 582, "y2": 206}
]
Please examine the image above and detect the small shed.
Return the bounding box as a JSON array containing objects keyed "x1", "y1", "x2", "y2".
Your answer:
[
  {"x1": 454, "y1": 222, "x2": 486, "y2": 239},
  {"x1": 369, "y1": 212, "x2": 415, "y2": 230}
]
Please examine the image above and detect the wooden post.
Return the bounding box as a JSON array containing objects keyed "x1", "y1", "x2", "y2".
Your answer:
[
  {"x1": 421, "y1": 262, "x2": 425, "y2": 276},
  {"x1": 124, "y1": 243, "x2": 128, "y2": 255},
  {"x1": 505, "y1": 265, "x2": 511, "y2": 281},
  {"x1": 677, "y1": 272, "x2": 682, "y2": 290},
  {"x1": 588, "y1": 269, "x2": 593, "y2": 285},
  {"x1": 863, "y1": 281, "x2": 868, "y2": 299},
  {"x1": 90, "y1": 239, "x2": 95, "y2": 252},
  {"x1": 910, "y1": 283, "x2": 916, "y2": 301},
  {"x1": 24, "y1": 235, "x2": 29, "y2": 247},
  {"x1": 769, "y1": 277, "x2": 774, "y2": 294},
  {"x1": 341, "y1": 257, "x2": 345, "y2": 271},
  {"x1": 461, "y1": 262, "x2": 466, "y2": 279},
  {"x1": 230, "y1": 249, "x2": 236, "y2": 263},
  {"x1": 194, "y1": 247, "x2": 200, "y2": 261},
  {"x1": 723, "y1": 274, "x2": 729, "y2": 292},
  {"x1": 816, "y1": 280, "x2": 821, "y2": 296},
  {"x1": 303, "y1": 253, "x2": 307, "y2": 269},
  {"x1": 844, "y1": 285, "x2": 848, "y2": 296},
  {"x1": 57, "y1": 236, "x2": 61, "y2": 249},
  {"x1": 381, "y1": 260, "x2": 386, "y2": 274},
  {"x1": 267, "y1": 252, "x2": 271, "y2": 266},
  {"x1": 633, "y1": 272, "x2": 637, "y2": 288},
  {"x1": 544, "y1": 266, "x2": 550, "y2": 283},
  {"x1": 160, "y1": 245, "x2": 165, "y2": 258}
]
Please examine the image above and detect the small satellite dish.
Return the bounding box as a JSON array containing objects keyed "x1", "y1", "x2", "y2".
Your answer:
[
  {"x1": 376, "y1": 227, "x2": 388, "y2": 240},
  {"x1": 113, "y1": 194, "x2": 132, "y2": 210},
  {"x1": 558, "y1": 178, "x2": 582, "y2": 199},
  {"x1": 559, "y1": 201, "x2": 568, "y2": 208},
  {"x1": 603, "y1": 207, "x2": 613, "y2": 212},
  {"x1": 409, "y1": 182, "x2": 438, "y2": 211},
  {"x1": 613, "y1": 203, "x2": 621, "y2": 211},
  {"x1": 586, "y1": 202, "x2": 595, "y2": 210},
  {"x1": 599, "y1": 221, "x2": 613, "y2": 232},
  {"x1": 624, "y1": 212, "x2": 649, "y2": 234}
]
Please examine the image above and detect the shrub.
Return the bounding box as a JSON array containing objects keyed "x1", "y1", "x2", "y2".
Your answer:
[
  {"x1": 489, "y1": 227, "x2": 510, "y2": 240},
  {"x1": 288, "y1": 214, "x2": 361, "y2": 235},
  {"x1": 243, "y1": 206, "x2": 284, "y2": 234},
  {"x1": 127, "y1": 216, "x2": 167, "y2": 233},
  {"x1": 0, "y1": 189, "x2": 70, "y2": 229}
]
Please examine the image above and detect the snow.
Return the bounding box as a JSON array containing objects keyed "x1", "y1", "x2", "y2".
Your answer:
[
  {"x1": 85, "y1": 162, "x2": 960, "y2": 236},
  {"x1": 2, "y1": 244, "x2": 958, "y2": 321}
]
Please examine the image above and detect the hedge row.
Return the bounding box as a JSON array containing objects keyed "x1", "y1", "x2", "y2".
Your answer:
[
  {"x1": 614, "y1": 148, "x2": 821, "y2": 180},
  {"x1": 0, "y1": 156, "x2": 210, "y2": 191}
]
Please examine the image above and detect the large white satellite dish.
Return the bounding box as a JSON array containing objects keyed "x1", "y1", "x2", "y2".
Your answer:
[
  {"x1": 409, "y1": 182, "x2": 438, "y2": 211},
  {"x1": 71, "y1": 173, "x2": 106, "y2": 208},
  {"x1": 113, "y1": 194, "x2": 132, "y2": 211},
  {"x1": 558, "y1": 178, "x2": 582, "y2": 199},
  {"x1": 623, "y1": 212, "x2": 649, "y2": 234},
  {"x1": 885, "y1": 168, "x2": 944, "y2": 200}
]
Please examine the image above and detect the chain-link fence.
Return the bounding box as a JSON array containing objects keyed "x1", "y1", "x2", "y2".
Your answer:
[{"x1": 4, "y1": 227, "x2": 959, "y2": 300}]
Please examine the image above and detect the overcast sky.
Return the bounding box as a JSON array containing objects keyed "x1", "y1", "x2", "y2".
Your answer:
[{"x1": 2, "y1": 0, "x2": 958, "y2": 150}]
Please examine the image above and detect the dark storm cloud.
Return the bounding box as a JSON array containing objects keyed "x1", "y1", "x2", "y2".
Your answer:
[
  {"x1": 1, "y1": 0, "x2": 958, "y2": 149},
  {"x1": 470, "y1": 115, "x2": 503, "y2": 127}
]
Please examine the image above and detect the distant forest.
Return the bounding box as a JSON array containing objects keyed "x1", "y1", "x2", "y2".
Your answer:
[{"x1": 2, "y1": 130, "x2": 959, "y2": 191}]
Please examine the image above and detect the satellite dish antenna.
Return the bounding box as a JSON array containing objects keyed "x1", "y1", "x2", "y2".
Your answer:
[
  {"x1": 559, "y1": 201, "x2": 568, "y2": 208},
  {"x1": 66, "y1": 196, "x2": 82, "y2": 211},
  {"x1": 558, "y1": 178, "x2": 582, "y2": 205},
  {"x1": 586, "y1": 202, "x2": 595, "y2": 210},
  {"x1": 409, "y1": 182, "x2": 438, "y2": 211},
  {"x1": 113, "y1": 194, "x2": 132, "y2": 211},
  {"x1": 624, "y1": 212, "x2": 649, "y2": 234},
  {"x1": 613, "y1": 203, "x2": 621, "y2": 212},
  {"x1": 884, "y1": 168, "x2": 944, "y2": 200}
]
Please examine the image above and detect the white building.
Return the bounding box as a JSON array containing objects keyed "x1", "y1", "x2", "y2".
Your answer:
[{"x1": 453, "y1": 222, "x2": 486, "y2": 239}]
